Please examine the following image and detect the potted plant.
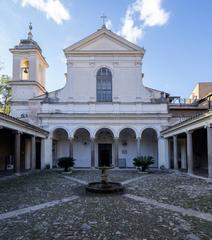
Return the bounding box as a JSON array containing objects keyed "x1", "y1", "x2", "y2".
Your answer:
[
  {"x1": 57, "y1": 157, "x2": 75, "y2": 172},
  {"x1": 133, "y1": 156, "x2": 154, "y2": 172}
]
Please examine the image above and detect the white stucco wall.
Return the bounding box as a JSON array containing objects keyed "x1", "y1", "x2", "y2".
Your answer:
[
  {"x1": 56, "y1": 140, "x2": 69, "y2": 158},
  {"x1": 118, "y1": 140, "x2": 137, "y2": 167},
  {"x1": 73, "y1": 141, "x2": 91, "y2": 167},
  {"x1": 50, "y1": 55, "x2": 161, "y2": 103}
]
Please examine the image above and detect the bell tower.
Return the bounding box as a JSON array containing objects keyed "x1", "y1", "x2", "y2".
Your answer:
[{"x1": 9, "y1": 23, "x2": 49, "y2": 120}]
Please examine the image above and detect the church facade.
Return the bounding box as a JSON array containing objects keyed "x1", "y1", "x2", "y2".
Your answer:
[{"x1": 9, "y1": 25, "x2": 172, "y2": 169}]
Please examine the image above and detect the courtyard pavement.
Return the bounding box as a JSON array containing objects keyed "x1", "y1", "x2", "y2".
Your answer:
[{"x1": 0, "y1": 170, "x2": 211, "y2": 240}]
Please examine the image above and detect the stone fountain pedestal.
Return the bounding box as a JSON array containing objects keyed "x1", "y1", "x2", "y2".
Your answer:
[{"x1": 86, "y1": 166, "x2": 124, "y2": 194}]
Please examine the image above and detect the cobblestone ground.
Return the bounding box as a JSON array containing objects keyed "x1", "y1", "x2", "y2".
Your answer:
[
  {"x1": 0, "y1": 170, "x2": 211, "y2": 240},
  {"x1": 70, "y1": 169, "x2": 143, "y2": 183},
  {"x1": 0, "y1": 171, "x2": 81, "y2": 213},
  {"x1": 126, "y1": 172, "x2": 212, "y2": 214}
]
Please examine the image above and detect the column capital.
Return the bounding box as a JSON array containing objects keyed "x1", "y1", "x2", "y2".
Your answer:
[
  {"x1": 186, "y1": 130, "x2": 193, "y2": 135},
  {"x1": 14, "y1": 130, "x2": 22, "y2": 135},
  {"x1": 157, "y1": 136, "x2": 163, "y2": 140}
]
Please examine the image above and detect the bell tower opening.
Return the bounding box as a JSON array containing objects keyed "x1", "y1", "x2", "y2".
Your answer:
[{"x1": 20, "y1": 59, "x2": 29, "y2": 80}]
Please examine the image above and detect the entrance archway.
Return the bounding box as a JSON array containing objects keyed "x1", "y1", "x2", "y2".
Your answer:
[
  {"x1": 119, "y1": 128, "x2": 137, "y2": 167},
  {"x1": 141, "y1": 128, "x2": 158, "y2": 168},
  {"x1": 73, "y1": 128, "x2": 91, "y2": 167},
  {"x1": 95, "y1": 128, "x2": 114, "y2": 166},
  {"x1": 52, "y1": 128, "x2": 69, "y2": 167}
]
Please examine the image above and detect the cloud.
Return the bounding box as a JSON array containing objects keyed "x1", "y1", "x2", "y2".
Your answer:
[
  {"x1": 119, "y1": 0, "x2": 170, "y2": 43},
  {"x1": 118, "y1": 7, "x2": 143, "y2": 43},
  {"x1": 21, "y1": 0, "x2": 70, "y2": 24},
  {"x1": 105, "y1": 19, "x2": 112, "y2": 29},
  {"x1": 134, "y1": 0, "x2": 170, "y2": 27}
]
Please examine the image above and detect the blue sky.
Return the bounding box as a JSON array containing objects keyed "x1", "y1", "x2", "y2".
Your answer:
[{"x1": 0, "y1": 0, "x2": 212, "y2": 97}]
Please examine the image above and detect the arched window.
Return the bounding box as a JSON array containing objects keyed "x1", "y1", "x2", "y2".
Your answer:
[{"x1": 96, "y1": 67, "x2": 112, "y2": 102}]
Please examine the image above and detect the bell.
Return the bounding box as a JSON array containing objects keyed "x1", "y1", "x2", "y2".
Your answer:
[{"x1": 24, "y1": 67, "x2": 28, "y2": 74}]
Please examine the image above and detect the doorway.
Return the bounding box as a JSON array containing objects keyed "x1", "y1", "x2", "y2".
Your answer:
[{"x1": 98, "y1": 144, "x2": 112, "y2": 166}]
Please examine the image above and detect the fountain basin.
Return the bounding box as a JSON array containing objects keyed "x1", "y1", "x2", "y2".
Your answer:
[{"x1": 86, "y1": 181, "x2": 124, "y2": 194}]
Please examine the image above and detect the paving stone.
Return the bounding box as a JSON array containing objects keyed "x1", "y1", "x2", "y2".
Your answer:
[
  {"x1": 0, "y1": 170, "x2": 211, "y2": 239},
  {"x1": 126, "y1": 172, "x2": 212, "y2": 214}
]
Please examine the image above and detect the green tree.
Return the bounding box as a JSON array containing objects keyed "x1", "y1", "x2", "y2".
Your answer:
[{"x1": 0, "y1": 75, "x2": 11, "y2": 114}]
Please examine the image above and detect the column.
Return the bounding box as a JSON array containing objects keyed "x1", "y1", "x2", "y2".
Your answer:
[
  {"x1": 41, "y1": 136, "x2": 52, "y2": 169},
  {"x1": 173, "y1": 135, "x2": 178, "y2": 169},
  {"x1": 181, "y1": 138, "x2": 187, "y2": 169},
  {"x1": 207, "y1": 127, "x2": 212, "y2": 178},
  {"x1": 137, "y1": 137, "x2": 141, "y2": 156},
  {"x1": 166, "y1": 138, "x2": 170, "y2": 169},
  {"x1": 158, "y1": 137, "x2": 169, "y2": 169},
  {"x1": 31, "y1": 136, "x2": 36, "y2": 170},
  {"x1": 24, "y1": 138, "x2": 31, "y2": 170},
  {"x1": 15, "y1": 132, "x2": 21, "y2": 173},
  {"x1": 91, "y1": 138, "x2": 95, "y2": 167},
  {"x1": 69, "y1": 137, "x2": 73, "y2": 158},
  {"x1": 187, "y1": 131, "x2": 193, "y2": 174},
  {"x1": 114, "y1": 138, "x2": 119, "y2": 167}
]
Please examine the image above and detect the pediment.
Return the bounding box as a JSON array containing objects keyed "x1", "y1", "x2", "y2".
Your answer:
[
  {"x1": 77, "y1": 35, "x2": 132, "y2": 51},
  {"x1": 64, "y1": 27, "x2": 145, "y2": 54}
]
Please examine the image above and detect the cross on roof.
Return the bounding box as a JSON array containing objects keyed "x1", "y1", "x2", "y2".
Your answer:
[
  {"x1": 28, "y1": 22, "x2": 33, "y2": 40},
  {"x1": 29, "y1": 22, "x2": 32, "y2": 32},
  {"x1": 101, "y1": 14, "x2": 107, "y2": 27}
]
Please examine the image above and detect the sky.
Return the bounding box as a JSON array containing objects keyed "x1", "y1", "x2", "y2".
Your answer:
[{"x1": 0, "y1": 0, "x2": 212, "y2": 98}]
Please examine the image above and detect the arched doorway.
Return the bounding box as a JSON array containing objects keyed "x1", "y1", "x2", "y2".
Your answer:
[
  {"x1": 95, "y1": 128, "x2": 114, "y2": 166},
  {"x1": 73, "y1": 128, "x2": 91, "y2": 167},
  {"x1": 141, "y1": 128, "x2": 158, "y2": 168},
  {"x1": 52, "y1": 128, "x2": 69, "y2": 167},
  {"x1": 119, "y1": 128, "x2": 137, "y2": 167}
]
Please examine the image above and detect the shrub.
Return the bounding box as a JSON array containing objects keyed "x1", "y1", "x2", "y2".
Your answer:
[
  {"x1": 57, "y1": 157, "x2": 75, "y2": 172},
  {"x1": 133, "y1": 156, "x2": 154, "y2": 171}
]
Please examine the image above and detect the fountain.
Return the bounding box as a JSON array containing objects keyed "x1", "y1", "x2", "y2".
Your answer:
[{"x1": 86, "y1": 166, "x2": 124, "y2": 194}]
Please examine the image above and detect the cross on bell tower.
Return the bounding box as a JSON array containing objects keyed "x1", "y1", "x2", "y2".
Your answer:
[
  {"x1": 101, "y1": 14, "x2": 107, "y2": 28},
  {"x1": 28, "y1": 22, "x2": 33, "y2": 40}
]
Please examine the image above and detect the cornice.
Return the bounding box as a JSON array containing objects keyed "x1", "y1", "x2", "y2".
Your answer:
[
  {"x1": 38, "y1": 112, "x2": 171, "y2": 120},
  {"x1": 9, "y1": 48, "x2": 49, "y2": 67},
  {"x1": 10, "y1": 80, "x2": 46, "y2": 93},
  {"x1": 161, "y1": 110, "x2": 212, "y2": 135}
]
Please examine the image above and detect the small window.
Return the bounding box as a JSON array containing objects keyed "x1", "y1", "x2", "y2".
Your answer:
[{"x1": 96, "y1": 68, "x2": 112, "y2": 102}]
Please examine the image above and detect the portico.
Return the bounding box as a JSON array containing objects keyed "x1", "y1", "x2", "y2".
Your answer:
[
  {"x1": 0, "y1": 113, "x2": 48, "y2": 175},
  {"x1": 161, "y1": 110, "x2": 212, "y2": 178},
  {"x1": 50, "y1": 123, "x2": 162, "y2": 169}
]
